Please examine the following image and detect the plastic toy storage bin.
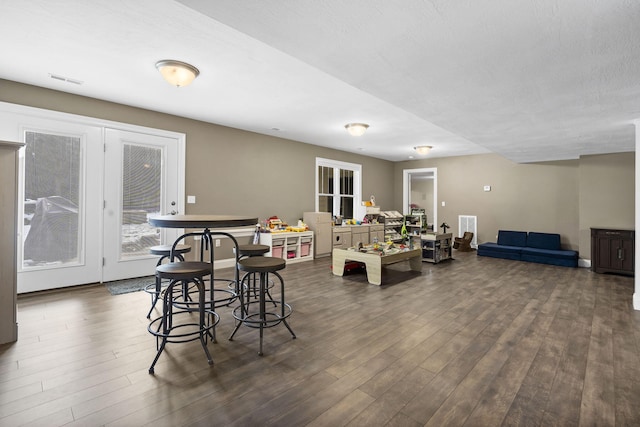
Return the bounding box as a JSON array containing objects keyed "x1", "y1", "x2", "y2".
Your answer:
[
  {"x1": 300, "y1": 242, "x2": 311, "y2": 256},
  {"x1": 287, "y1": 244, "x2": 297, "y2": 259},
  {"x1": 270, "y1": 237, "x2": 285, "y2": 258}
]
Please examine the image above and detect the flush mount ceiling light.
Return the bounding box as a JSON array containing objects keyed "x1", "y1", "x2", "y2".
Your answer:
[
  {"x1": 344, "y1": 123, "x2": 369, "y2": 136},
  {"x1": 155, "y1": 60, "x2": 200, "y2": 87},
  {"x1": 414, "y1": 145, "x2": 433, "y2": 155}
]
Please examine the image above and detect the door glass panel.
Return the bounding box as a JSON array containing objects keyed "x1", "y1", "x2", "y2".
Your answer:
[
  {"x1": 120, "y1": 143, "x2": 161, "y2": 258},
  {"x1": 22, "y1": 131, "x2": 82, "y2": 269}
]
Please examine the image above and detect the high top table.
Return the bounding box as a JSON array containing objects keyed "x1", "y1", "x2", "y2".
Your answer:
[
  {"x1": 149, "y1": 214, "x2": 258, "y2": 230},
  {"x1": 148, "y1": 214, "x2": 259, "y2": 306}
]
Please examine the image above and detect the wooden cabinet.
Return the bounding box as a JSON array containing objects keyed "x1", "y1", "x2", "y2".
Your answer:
[
  {"x1": 421, "y1": 233, "x2": 453, "y2": 264},
  {"x1": 303, "y1": 212, "x2": 331, "y2": 257},
  {"x1": 351, "y1": 226, "x2": 369, "y2": 246},
  {"x1": 0, "y1": 141, "x2": 23, "y2": 344},
  {"x1": 369, "y1": 224, "x2": 385, "y2": 243},
  {"x1": 332, "y1": 226, "x2": 351, "y2": 250},
  {"x1": 332, "y1": 224, "x2": 385, "y2": 251},
  {"x1": 260, "y1": 231, "x2": 314, "y2": 264},
  {"x1": 591, "y1": 228, "x2": 634, "y2": 276}
]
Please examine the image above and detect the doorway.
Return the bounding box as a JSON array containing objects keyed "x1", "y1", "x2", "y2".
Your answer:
[
  {"x1": 0, "y1": 102, "x2": 185, "y2": 292},
  {"x1": 403, "y1": 167, "x2": 437, "y2": 230}
]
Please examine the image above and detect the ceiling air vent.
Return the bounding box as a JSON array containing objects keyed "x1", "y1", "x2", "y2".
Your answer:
[{"x1": 48, "y1": 73, "x2": 83, "y2": 85}]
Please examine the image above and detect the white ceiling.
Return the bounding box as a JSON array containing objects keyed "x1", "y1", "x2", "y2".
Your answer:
[{"x1": 1, "y1": 0, "x2": 639, "y2": 163}]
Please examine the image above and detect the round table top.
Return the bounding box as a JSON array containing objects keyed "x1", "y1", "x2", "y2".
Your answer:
[{"x1": 149, "y1": 214, "x2": 258, "y2": 229}]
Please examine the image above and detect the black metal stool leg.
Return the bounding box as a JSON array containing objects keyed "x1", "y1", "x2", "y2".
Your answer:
[
  {"x1": 228, "y1": 271, "x2": 250, "y2": 341},
  {"x1": 274, "y1": 271, "x2": 296, "y2": 339},
  {"x1": 149, "y1": 279, "x2": 175, "y2": 374},
  {"x1": 196, "y1": 278, "x2": 213, "y2": 365}
]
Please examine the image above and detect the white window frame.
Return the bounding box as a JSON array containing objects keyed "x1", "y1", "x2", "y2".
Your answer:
[{"x1": 315, "y1": 157, "x2": 362, "y2": 218}]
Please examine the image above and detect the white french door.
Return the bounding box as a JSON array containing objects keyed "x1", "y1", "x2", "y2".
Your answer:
[
  {"x1": 102, "y1": 128, "x2": 182, "y2": 282},
  {"x1": 5, "y1": 114, "x2": 103, "y2": 293},
  {"x1": 0, "y1": 102, "x2": 184, "y2": 293}
]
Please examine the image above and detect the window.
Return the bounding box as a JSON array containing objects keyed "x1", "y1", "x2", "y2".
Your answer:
[
  {"x1": 22, "y1": 130, "x2": 83, "y2": 268},
  {"x1": 316, "y1": 158, "x2": 362, "y2": 219}
]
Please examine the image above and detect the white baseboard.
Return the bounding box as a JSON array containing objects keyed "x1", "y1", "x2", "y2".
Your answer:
[{"x1": 578, "y1": 258, "x2": 591, "y2": 268}]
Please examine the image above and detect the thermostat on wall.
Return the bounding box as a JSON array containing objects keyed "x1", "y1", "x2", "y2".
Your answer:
[{"x1": 483, "y1": 185, "x2": 491, "y2": 192}]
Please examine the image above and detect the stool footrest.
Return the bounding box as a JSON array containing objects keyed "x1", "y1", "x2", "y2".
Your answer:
[
  {"x1": 231, "y1": 301, "x2": 293, "y2": 328},
  {"x1": 148, "y1": 309, "x2": 219, "y2": 343}
]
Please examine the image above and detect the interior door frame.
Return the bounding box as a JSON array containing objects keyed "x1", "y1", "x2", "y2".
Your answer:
[{"x1": 403, "y1": 167, "x2": 438, "y2": 228}]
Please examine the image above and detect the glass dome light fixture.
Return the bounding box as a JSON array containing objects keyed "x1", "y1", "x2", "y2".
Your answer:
[
  {"x1": 414, "y1": 145, "x2": 433, "y2": 155},
  {"x1": 155, "y1": 60, "x2": 200, "y2": 87},
  {"x1": 344, "y1": 123, "x2": 369, "y2": 136}
]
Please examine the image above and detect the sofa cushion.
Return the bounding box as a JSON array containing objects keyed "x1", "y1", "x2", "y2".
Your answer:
[
  {"x1": 526, "y1": 232, "x2": 561, "y2": 250},
  {"x1": 521, "y1": 247, "x2": 577, "y2": 260},
  {"x1": 497, "y1": 230, "x2": 527, "y2": 247},
  {"x1": 477, "y1": 242, "x2": 522, "y2": 260},
  {"x1": 521, "y1": 248, "x2": 578, "y2": 267}
]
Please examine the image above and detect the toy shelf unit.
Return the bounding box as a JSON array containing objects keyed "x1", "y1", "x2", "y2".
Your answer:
[
  {"x1": 260, "y1": 231, "x2": 314, "y2": 264},
  {"x1": 380, "y1": 210, "x2": 404, "y2": 242},
  {"x1": 405, "y1": 208, "x2": 427, "y2": 236},
  {"x1": 421, "y1": 233, "x2": 452, "y2": 264}
]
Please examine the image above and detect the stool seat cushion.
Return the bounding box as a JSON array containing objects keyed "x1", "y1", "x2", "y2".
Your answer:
[
  {"x1": 235, "y1": 244, "x2": 270, "y2": 256},
  {"x1": 150, "y1": 244, "x2": 191, "y2": 256},
  {"x1": 156, "y1": 261, "x2": 211, "y2": 280},
  {"x1": 238, "y1": 256, "x2": 286, "y2": 273}
]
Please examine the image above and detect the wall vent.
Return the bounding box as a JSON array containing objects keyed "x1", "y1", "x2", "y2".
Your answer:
[
  {"x1": 458, "y1": 215, "x2": 478, "y2": 248},
  {"x1": 48, "y1": 73, "x2": 83, "y2": 85}
]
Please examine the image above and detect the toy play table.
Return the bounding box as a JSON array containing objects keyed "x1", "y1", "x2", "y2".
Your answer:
[{"x1": 332, "y1": 247, "x2": 422, "y2": 285}]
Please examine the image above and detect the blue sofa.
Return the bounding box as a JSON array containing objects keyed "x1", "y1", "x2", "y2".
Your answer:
[{"x1": 477, "y1": 230, "x2": 578, "y2": 267}]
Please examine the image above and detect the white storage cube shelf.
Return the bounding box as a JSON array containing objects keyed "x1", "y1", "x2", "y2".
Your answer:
[{"x1": 259, "y1": 231, "x2": 314, "y2": 264}]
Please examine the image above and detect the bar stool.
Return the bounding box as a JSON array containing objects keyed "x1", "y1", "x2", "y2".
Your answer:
[
  {"x1": 147, "y1": 260, "x2": 218, "y2": 374},
  {"x1": 229, "y1": 256, "x2": 295, "y2": 356},
  {"x1": 151, "y1": 244, "x2": 191, "y2": 264},
  {"x1": 231, "y1": 244, "x2": 275, "y2": 305},
  {"x1": 169, "y1": 232, "x2": 239, "y2": 314},
  {"x1": 235, "y1": 244, "x2": 270, "y2": 259},
  {"x1": 144, "y1": 244, "x2": 191, "y2": 318}
]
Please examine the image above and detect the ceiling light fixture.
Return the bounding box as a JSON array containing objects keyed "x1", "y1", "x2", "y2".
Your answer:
[
  {"x1": 155, "y1": 60, "x2": 200, "y2": 87},
  {"x1": 414, "y1": 145, "x2": 433, "y2": 155},
  {"x1": 344, "y1": 123, "x2": 369, "y2": 136}
]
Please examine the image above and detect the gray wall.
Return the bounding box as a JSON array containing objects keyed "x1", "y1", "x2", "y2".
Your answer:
[
  {"x1": 395, "y1": 152, "x2": 635, "y2": 257},
  {"x1": 0, "y1": 79, "x2": 395, "y2": 226},
  {"x1": 579, "y1": 153, "x2": 636, "y2": 253},
  {"x1": 2, "y1": 79, "x2": 634, "y2": 260}
]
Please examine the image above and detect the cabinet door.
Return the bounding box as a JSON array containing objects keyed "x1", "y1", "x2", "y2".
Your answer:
[
  {"x1": 596, "y1": 236, "x2": 614, "y2": 270},
  {"x1": 352, "y1": 229, "x2": 369, "y2": 245},
  {"x1": 616, "y1": 238, "x2": 634, "y2": 272},
  {"x1": 333, "y1": 230, "x2": 351, "y2": 249},
  {"x1": 595, "y1": 234, "x2": 634, "y2": 274}
]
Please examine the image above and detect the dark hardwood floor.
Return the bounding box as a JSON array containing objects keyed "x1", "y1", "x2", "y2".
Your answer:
[{"x1": 1, "y1": 251, "x2": 639, "y2": 426}]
